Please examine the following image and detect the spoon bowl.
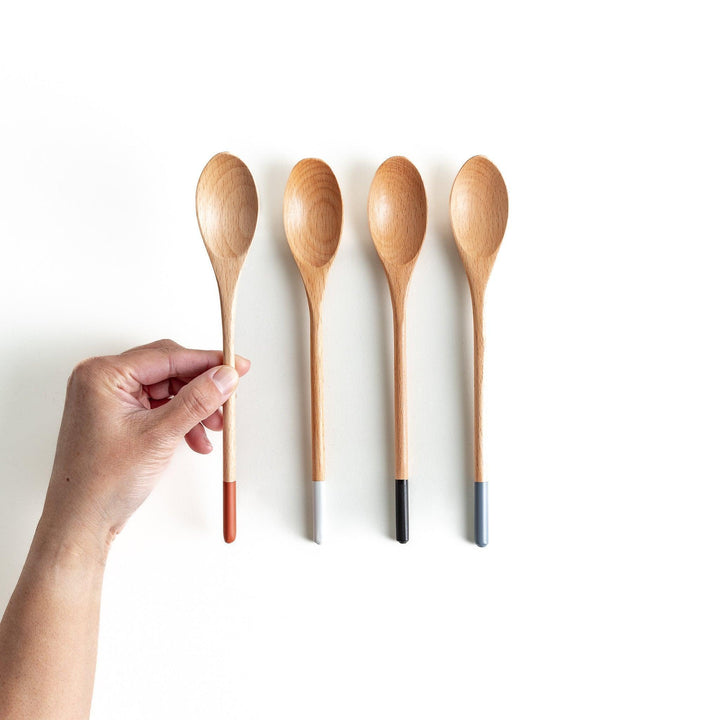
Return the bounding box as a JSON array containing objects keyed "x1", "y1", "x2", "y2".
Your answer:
[
  {"x1": 450, "y1": 156, "x2": 508, "y2": 264},
  {"x1": 284, "y1": 159, "x2": 342, "y2": 270},
  {"x1": 368, "y1": 156, "x2": 426, "y2": 269},
  {"x1": 197, "y1": 153, "x2": 258, "y2": 263}
]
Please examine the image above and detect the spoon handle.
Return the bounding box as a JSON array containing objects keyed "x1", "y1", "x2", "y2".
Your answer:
[
  {"x1": 309, "y1": 302, "x2": 325, "y2": 543},
  {"x1": 470, "y1": 288, "x2": 487, "y2": 547},
  {"x1": 220, "y1": 290, "x2": 237, "y2": 543},
  {"x1": 392, "y1": 298, "x2": 409, "y2": 543}
]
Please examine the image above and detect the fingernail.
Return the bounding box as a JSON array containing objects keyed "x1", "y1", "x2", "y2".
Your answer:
[{"x1": 212, "y1": 366, "x2": 239, "y2": 395}]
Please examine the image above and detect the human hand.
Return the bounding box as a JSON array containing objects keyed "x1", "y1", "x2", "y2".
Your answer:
[{"x1": 40, "y1": 339, "x2": 250, "y2": 554}]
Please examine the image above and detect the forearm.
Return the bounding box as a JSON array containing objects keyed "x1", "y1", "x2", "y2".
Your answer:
[
  {"x1": 0, "y1": 341, "x2": 243, "y2": 717},
  {"x1": 0, "y1": 514, "x2": 110, "y2": 720}
]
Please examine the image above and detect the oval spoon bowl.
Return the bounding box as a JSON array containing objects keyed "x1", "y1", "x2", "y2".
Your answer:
[
  {"x1": 368, "y1": 156, "x2": 427, "y2": 269},
  {"x1": 197, "y1": 152, "x2": 258, "y2": 263},
  {"x1": 450, "y1": 156, "x2": 508, "y2": 263},
  {"x1": 284, "y1": 158, "x2": 342, "y2": 270}
]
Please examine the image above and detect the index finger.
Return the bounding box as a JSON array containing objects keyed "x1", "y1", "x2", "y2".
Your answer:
[{"x1": 119, "y1": 344, "x2": 225, "y2": 386}]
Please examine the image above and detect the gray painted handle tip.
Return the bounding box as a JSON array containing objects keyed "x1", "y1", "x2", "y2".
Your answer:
[{"x1": 474, "y1": 482, "x2": 488, "y2": 547}]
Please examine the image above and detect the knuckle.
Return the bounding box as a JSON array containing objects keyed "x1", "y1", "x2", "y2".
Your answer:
[
  {"x1": 123, "y1": 338, "x2": 181, "y2": 355},
  {"x1": 154, "y1": 340, "x2": 183, "y2": 377},
  {"x1": 68, "y1": 356, "x2": 109, "y2": 388}
]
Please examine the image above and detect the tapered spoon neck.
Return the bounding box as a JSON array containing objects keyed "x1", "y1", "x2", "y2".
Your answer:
[
  {"x1": 307, "y1": 290, "x2": 325, "y2": 322},
  {"x1": 217, "y1": 283, "x2": 238, "y2": 362},
  {"x1": 386, "y1": 269, "x2": 410, "y2": 315},
  {"x1": 464, "y1": 262, "x2": 489, "y2": 297},
  {"x1": 216, "y1": 273, "x2": 239, "y2": 309},
  {"x1": 470, "y1": 285, "x2": 486, "y2": 326},
  {"x1": 391, "y1": 294, "x2": 407, "y2": 333}
]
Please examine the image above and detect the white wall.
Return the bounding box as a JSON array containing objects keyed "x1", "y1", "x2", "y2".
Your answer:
[{"x1": 1, "y1": 2, "x2": 718, "y2": 718}]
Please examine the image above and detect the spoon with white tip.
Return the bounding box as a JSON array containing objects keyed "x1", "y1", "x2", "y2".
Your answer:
[{"x1": 284, "y1": 158, "x2": 343, "y2": 544}]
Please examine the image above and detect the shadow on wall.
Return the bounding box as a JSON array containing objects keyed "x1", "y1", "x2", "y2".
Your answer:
[
  {"x1": 344, "y1": 160, "x2": 397, "y2": 538},
  {"x1": 259, "y1": 159, "x2": 315, "y2": 540},
  {"x1": 0, "y1": 333, "x2": 133, "y2": 605},
  {"x1": 426, "y1": 159, "x2": 476, "y2": 541}
]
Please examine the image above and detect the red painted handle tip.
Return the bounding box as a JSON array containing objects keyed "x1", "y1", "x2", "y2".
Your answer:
[{"x1": 223, "y1": 482, "x2": 236, "y2": 543}]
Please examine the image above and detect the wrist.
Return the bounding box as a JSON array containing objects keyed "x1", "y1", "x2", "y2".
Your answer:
[{"x1": 32, "y1": 511, "x2": 113, "y2": 570}]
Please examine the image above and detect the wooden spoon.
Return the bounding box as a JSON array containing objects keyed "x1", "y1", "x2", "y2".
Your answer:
[
  {"x1": 368, "y1": 156, "x2": 427, "y2": 543},
  {"x1": 283, "y1": 158, "x2": 343, "y2": 544},
  {"x1": 449, "y1": 156, "x2": 508, "y2": 547},
  {"x1": 196, "y1": 152, "x2": 258, "y2": 544}
]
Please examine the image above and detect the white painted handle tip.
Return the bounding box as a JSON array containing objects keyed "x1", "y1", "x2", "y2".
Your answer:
[{"x1": 312, "y1": 481, "x2": 325, "y2": 545}]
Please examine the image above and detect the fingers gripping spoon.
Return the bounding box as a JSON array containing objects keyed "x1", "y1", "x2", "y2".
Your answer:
[
  {"x1": 449, "y1": 156, "x2": 508, "y2": 547},
  {"x1": 196, "y1": 153, "x2": 258, "y2": 543},
  {"x1": 368, "y1": 157, "x2": 427, "y2": 543},
  {"x1": 283, "y1": 159, "x2": 343, "y2": 544}
]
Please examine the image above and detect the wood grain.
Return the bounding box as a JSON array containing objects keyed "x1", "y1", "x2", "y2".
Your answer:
[
  {"x1": 450, "y1": 156, "x2": 508, "y2": 485},
  {"x1": 196, "y1": 152, "x2": 258, "y2": 543},
  {"x1": 368, "y1": 157, "x2": 427, "y2": 481},
  {"x1": 283, "y1": 159, "x2": 343, "y2": 492}
]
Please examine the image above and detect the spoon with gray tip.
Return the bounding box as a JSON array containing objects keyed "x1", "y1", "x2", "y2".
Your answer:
[{"x1": 450, "y1": 155, "x2": 508, "y2": 547}]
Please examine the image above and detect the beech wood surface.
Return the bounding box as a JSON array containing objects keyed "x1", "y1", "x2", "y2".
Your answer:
[
  {"x1": 196, "y1": 152, "x2": 258, "y2": 542},
  {"x1": 283, "y1": 159, "x2": 343, "y2": 488},
  {"x1": 368, "y1": 156, "x2": 427, "y2": 480},
  {"x1": 449, "y1": 156, "x2": 508, "y2": 485}
]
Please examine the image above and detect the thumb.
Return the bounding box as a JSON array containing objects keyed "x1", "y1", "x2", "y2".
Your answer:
[{"x1": 154, "y1": 365, "x2": 239, "y2": 438}]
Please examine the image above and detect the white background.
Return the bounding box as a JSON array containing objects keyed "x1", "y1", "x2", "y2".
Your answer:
[{"x1": 1, "y1": 1, "x2": 719, "y2": 718}]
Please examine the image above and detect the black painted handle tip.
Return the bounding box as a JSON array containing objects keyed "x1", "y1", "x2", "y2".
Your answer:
[{"x1": 395, "y1": 479, "x2": 409, "y2": 543}]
